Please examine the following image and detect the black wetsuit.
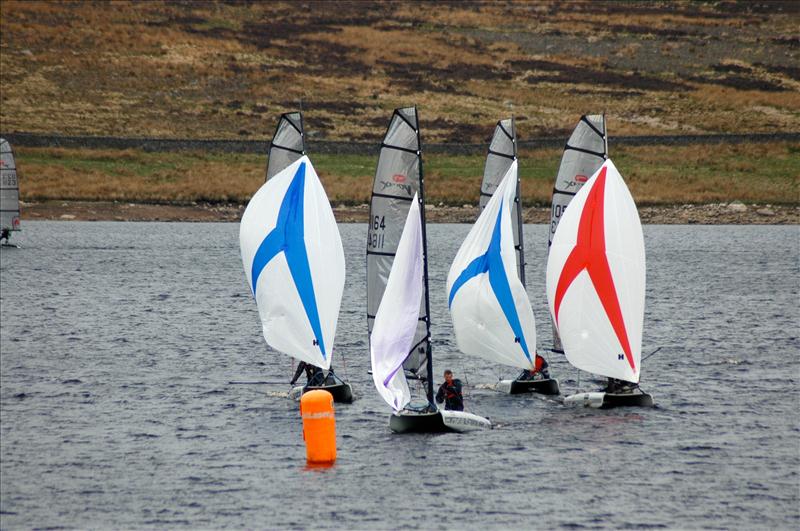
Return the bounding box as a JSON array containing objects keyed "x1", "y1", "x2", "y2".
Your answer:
[
  {"x1": 291, "y1": 362, "x2": 325, "y2": 387},
  {"x1": 435, "y1": 379, "x2": 464, "y2": 411},
  {"x1": 605, "y1": 378, "x2": 638, "y2": 394}
]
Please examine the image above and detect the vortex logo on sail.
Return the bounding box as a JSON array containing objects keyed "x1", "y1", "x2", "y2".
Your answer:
[{"x1": 380, "y1": 179, "x2": 412, "y2": 195}]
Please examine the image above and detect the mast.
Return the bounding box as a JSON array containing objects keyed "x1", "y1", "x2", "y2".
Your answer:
[
  {"x1": 414, "y1": 107, "x2": 434, "y2": 404},
  {"x1": 511, "y1": 116, "x2": 525, "y2": 286}
]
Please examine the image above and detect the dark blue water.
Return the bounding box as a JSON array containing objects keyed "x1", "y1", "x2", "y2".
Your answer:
[{"x1": 1, "y1": 222, "x2": 798, "y2": 529}]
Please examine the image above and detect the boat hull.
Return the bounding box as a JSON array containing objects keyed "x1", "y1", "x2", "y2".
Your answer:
[
  {"x1": 290, "y1": 382, "x2": 354, "y2": 404},
  {"x1": 496, "y1": 378, "x2": 560, "y2": 395},
  {"x1": 564, "y1": 390, "x2": 654, "y2": 409},
  {"x1": 389, "y1": 409, "x2": 492, "y2": 433}
]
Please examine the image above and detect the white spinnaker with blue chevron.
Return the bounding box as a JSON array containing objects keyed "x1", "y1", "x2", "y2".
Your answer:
[
  {"x1": 370, "y1": 195, "x2": 423, "y2": 411},
  {"x1": 240, "y1": 155, "x2": 345, "y2": 369},
  {"x1": 447, "y1": 161, "x2": 537, "y2": 370}
]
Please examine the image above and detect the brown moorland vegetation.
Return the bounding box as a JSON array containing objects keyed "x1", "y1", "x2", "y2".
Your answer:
[
  {"x1": 1, "y1": 1, "x2": 799, "y2": 144},
  {"x1": 14, "y1": 142, "x2": 798, "y2": 207}
]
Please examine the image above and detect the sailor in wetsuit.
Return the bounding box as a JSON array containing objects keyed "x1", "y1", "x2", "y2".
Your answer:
[
  {"x1": 517, "y1": 353, "x2": 550, "y2": 381},
  {"x1": 435, "y1": 369, "x2": 464, "y2": 411},
  {"x1": 290, "y1": 361, "x2": 326, "y2": 387},
  {"x1": 604, "y1": 378, "x2": 639, "y2": 394}
]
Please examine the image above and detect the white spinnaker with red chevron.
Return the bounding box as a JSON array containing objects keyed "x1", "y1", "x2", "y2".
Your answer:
[{"x1": 545, "y1": 159, "x2": 645, "y2": 383}]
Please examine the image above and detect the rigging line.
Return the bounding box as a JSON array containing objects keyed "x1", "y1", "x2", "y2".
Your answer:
[
  {"x1": 581, "y1": 115, "x2": 605, "y2": 138},
  {"x1": 381, "y1": 142, "x2": 418, "y2": 155},
  {"x1": 270, "y1": 144, "x2": 304, "y2": 155},
  {"x1": 366, "y1": 313, "x2": 429, "y2": 321},
  {"x1": 228, "y1": 381, "x2": 291, "y2": 385},
  {"x1": 487, "y1": 149, "x2": 515, "y2": 160},
  {"x1": 371, "y1": 192, "x2": 414, "y2": 202},
  {"x1": 641, "y1": 346, "x2": 663, "y2": 363},
  {"x1": 564, "y1": 144, "x2": 606, "y2": 158}
]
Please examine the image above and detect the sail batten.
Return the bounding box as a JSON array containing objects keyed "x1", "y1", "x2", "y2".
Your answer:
[
  {"x1": 548, "y1": 114, "x2": 608, "y2": 351},
  {"x1": 367, "y1": 107, "x2": 430, "y2": 379}
]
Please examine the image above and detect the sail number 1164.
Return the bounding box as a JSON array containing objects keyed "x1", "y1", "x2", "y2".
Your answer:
[{"x1": 368, "y1": 215, "x2": 386, "y2": 249}]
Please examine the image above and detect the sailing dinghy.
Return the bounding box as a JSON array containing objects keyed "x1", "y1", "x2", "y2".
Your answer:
[
  {"x1": 240, "y1": 154, "x2": 353, "y2": 403},
  {"x1": 0, "y1": 138, "x2": 21, "y2": 247},
  {"x1": 548, "y1": 115, "x2": 607, "y2": 353},
  {"x1": 546, "y1": 159, "x2": 654, "y2": 409},
  {"x1": 368, "y1": 107, "x2": 491, "y2": 433},
  {"x1": 449, "y1": 118, "x2": 558, "y2": 396}
]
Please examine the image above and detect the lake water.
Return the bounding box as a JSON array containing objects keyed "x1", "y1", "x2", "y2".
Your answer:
[{"x1": 1, "y1": 222, "x2": 798, "y2": 529}]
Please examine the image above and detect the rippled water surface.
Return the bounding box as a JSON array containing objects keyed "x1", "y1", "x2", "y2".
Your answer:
[{"x1": 1, "y1": 222, "x2": 798, "y2": 529}]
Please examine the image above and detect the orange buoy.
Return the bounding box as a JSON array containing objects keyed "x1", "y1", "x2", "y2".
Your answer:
[{"x1": 300, "y1": 389, "x2": 336, "y2": 465}]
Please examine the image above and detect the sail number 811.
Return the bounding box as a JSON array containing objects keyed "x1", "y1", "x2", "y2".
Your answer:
[{"x1": 368, "y1": 215, "x2": 386, "y2": 249}]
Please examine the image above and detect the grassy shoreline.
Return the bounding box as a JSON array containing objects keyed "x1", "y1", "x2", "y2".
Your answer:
[{"x1": 13, "y1": 143, "x2": 800, "y2": 208}]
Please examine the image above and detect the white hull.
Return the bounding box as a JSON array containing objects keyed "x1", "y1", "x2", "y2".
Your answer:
[
  {"x1": 440, "y1": 410, "x2": 493, "y2": 432},
  {"x1": 564, "y1": 392, "x2": 606, "y2": 408}
]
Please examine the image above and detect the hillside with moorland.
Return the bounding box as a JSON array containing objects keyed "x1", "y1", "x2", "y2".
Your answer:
[{"x1": 0, "y1": 0, "x2": 798, "y2": 218}]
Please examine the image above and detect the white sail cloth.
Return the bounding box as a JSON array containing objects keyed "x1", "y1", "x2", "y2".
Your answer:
[
  {"x1": 546, "y1": 159, "x2": 645, "y2": 382},
  {"x1": 370, "y1": 195, "x2": 424, "y2": 411},
  {"x1": 446, "y1": 161, "x2": 537, "y2": 370},
  {"x1": 240, "y1": 156, "x2": 345, "y2": 369}
]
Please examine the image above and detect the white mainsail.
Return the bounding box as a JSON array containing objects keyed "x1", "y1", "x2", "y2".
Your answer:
[
  {"x1": 447, "y1": 161, "x2": 537, "y2": 370},
  {"x1": 0, "y1": 138, "x2": 21, "y2": 233},
  {"x1": 546, "y1": 159, "x2": 645, "y2": 383},
  {"x1": 240, "y1": 155, "x2": 345, "y2": 369},
  {"x1": 548, "y1": 115, "x2": 607, "y2": 351},
  {"x1": 266, "y1": 112, "x2": 305, "y2": 181},
  {"x1": 370, "y1": 195, "x2": 424, "y2": 411}
]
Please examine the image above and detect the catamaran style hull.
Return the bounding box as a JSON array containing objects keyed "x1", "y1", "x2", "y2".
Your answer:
[
  {"x1": 496, "y1": 378, "x2": 560, "y2": 395},
  {"x1": 290, "y1": 382, "x2": 354, "y2": 404},
  {"x1": 564, "y1": 390, "x2": 654, "y2": 409},
  {"x1": 389, "y1": 410, "x2": 492, "y2": 433}
]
